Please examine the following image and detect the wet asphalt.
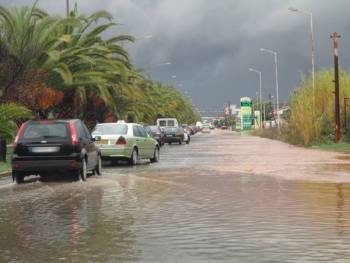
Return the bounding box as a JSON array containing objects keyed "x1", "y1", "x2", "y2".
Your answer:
[{"x1": 0, "y1": 130, "x2": 350, "y2": 263}]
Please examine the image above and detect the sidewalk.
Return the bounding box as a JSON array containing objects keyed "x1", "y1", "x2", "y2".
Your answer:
[
  {"x1": 0, "y1": 162, "x2": 11, "y2": 177},
  {"x1": 208, "y1": 130, "x2": 350, "y2": 183},
  {"x1": 0, "y1": 145, "x2": 13, "y2": 177}
]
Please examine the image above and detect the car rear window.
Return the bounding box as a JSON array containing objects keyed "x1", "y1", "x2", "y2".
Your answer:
[
  {"x1": 167, "y1": 120, "x2": 175, "y2": 126},
  {"x1": 159, "y1": 120, "x2": 167, "y2": 127},
  {"x1": 164, "y1": 127, "x2": 177, "y2": 133},
  {"x1": 93, "y1": 124, "x2": 128, "y2": 135},
  {"x1": 22, "y1": 123, "x2": 69, "y2": 140}
]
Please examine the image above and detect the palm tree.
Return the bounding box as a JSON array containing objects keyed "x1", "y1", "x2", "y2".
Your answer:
[
  {"x1": 0, "y1": 4, "x2": 134, "y2": 122},
  {"x1": 0, "y1": 3, "x2": 199, "y2": 126},
  {"x1": 0, "y1": 103, "x2": 32, "y2": 140}
]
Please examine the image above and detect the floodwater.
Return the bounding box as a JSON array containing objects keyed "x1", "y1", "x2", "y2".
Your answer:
[{"x1": 0, "y1": 131, "x2": 350, "y2": 262}]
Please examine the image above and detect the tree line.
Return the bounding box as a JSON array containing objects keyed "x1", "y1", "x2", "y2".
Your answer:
[{"x1": 0, "y1": 4, "x2": 199, "y2": 140}]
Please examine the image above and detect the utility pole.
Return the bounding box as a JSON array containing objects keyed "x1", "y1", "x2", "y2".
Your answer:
[
  {"x1": 260, "y1": 48, "x2": 280, "y2": 128},
  {"x1": 66, "y1": 0, "x2": 70, "y2": 17},
  {"x1": 332, "y1": 32, "x2": 341, "y2": 143}
]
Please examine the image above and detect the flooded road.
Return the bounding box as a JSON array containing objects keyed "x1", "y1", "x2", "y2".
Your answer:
[{"x1": 1, "y1": 131, "x2": 350, "y2": 262}]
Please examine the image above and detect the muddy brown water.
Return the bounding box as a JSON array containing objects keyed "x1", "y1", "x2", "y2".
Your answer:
[{"x1": 0, "y1": 131, "x2": 350, "y2": 262}]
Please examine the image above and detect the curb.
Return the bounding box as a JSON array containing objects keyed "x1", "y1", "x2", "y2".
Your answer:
[{"x1": 0, "y1": 171, "x2": 11, "y2": 177}]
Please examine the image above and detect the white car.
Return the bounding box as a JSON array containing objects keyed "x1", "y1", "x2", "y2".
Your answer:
[
  {"x1": 184, "y1": 132, "x2": 190, "y2": 144},
  {"x1": 202, "y1": 124, "x2": 211, "y2": 133}
]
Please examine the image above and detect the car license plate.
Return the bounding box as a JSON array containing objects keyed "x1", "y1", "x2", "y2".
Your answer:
[
  {"x1": 31, "y1": 147, "x2": 59, "y2": 153},
  {"x1": 96, "y1": 139, "x2": 108, "y2": 145}
]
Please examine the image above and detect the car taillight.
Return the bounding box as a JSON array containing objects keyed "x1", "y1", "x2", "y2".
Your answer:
[
  {"x1": 116, "y1": 136, "x2": 127, "y2": 145},
  {"x1": 155, "y1": 131, "x2": 161, "y2": 136},
  {"x1": 14, "y1": 123, "x2": 26, "y2": 147},
  {"x1": 69, "y1": 122, "x2": 79, "y2": 145}
]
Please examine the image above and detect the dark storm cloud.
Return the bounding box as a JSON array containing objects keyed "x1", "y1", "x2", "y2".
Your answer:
[{"x1": 3, "y1": 0, "x2": 350, "y2": 113}]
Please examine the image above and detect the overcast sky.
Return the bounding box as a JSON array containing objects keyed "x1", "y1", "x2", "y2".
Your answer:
[{"x1": 2, "y1": 0, "x2": 350, "y2": 114}]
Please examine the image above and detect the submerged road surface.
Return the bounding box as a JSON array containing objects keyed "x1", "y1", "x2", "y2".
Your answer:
[{"x1": 0, "y1": 130, "x2": 350, "y2": 262}]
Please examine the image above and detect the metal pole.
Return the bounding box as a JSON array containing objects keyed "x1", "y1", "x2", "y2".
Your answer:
[
  {"x1": 66, "y1": 0, "x2": 70, "y2": 17},
  {"x1": 332, "y1": 32, "x2": 341, "y2": 143},
  {"x1": 344, "y1": 98, "x2": 347, "y2": 134},
  {"x1": 263, "y1": 102, "x2": 266, "y2": 128},
  {"x1": 259, "y1": 71, "x2": 263, "y2": 128},
  {"x1": 274, "y1": 52, "x2": 280, "y2": 128},
  {"x1": 310, "y1": 13, "x2": 316, "y2": 109}
]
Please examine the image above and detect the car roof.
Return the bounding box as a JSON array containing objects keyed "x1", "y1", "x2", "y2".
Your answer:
[
  {"x1": 26, "y1": 119, "x2": 79, "y2": 124},
  {"x1": 96, "y1": 122, "x2": 141, "y2": 126}
]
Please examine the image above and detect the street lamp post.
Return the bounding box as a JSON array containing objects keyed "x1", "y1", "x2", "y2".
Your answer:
[
  {"x1": 260, "y1": 48, "x2": 280, "y2": 127},
  {"x1": 66, "y1": 0, "x2": 70, "y2": 17},
  {"x1": 249, "y1": 68, "x2": 264, "y2": 128},
  {"x1": 288, "y1": 7, "x2": 315, "y2": 109}
]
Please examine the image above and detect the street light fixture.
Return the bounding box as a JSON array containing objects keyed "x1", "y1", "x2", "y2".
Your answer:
[
  {"x1": 288, "y1": 7, "x2": 315, "y2": 111},
  {"x1": 249, "y1": 68, "x2": 264, "y2": 128},
  {"x1": 66, "y1": 0, "x2": 70, "y2": 17},
  {"x1": 260, "y1": 48, "x2": 280, "y2": 127}
]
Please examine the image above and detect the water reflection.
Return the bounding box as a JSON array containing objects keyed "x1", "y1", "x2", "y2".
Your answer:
[
  {"x1": 0, "y1": 132, "x2": 350, "y2": 262},
  {"x1": 0, "y1": 180, "x2": 141, "y2": 262},
  {"x1": 336, "y1": 184, "x2": 345, "y2": 236}
]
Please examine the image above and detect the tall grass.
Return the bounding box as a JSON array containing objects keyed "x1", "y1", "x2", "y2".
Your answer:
[{"x1": 288, "y1": 68, "x2": 350, "y2": 145}]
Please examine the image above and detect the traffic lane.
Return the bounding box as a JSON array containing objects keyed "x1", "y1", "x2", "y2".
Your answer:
[
  {"x1": 0, "y1": 131, "x2": 350, "y2": 262},
  {"x1": 2, "y1": 128, "x2": 350, "y2": 185}
]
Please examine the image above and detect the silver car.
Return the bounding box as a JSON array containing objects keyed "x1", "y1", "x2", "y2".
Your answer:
[{"x1": 92, "y1": 122, "x2": 159, "y2": 165}]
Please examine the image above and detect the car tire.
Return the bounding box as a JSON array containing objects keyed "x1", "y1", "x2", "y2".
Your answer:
[
  {"x1": 13, "y1": 172, "x2": 24, "y2": 184},
  {"x1": 129, "y1": 149, "x2": 138, "y2": 166},
  {"x1": 79, "y1": 158, "x2": 87, "y2": 181},
  {"x1": 186, "y1": 138, "x2": 190, "y2": 144},
  {"x1": 150, "y1": 147, "x2": 160, "y2": 163},
  {"x1": 94, "y1": 155, "x2": 102, "y2": 176},
  {"x1": 179, "y1": 140, "x2": 182, "y2": 145},
  {"x1": 168, "y1": 142, "x2": 172, "y2": 145}
]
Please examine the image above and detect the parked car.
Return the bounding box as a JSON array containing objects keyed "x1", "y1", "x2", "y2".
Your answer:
[
  {"x1": 92, "y1": 122, "x2": 159, "y2": 165},
  {"x1": 157, "y1": 118, "x2": 179, "y2": 128},
  {"x1": 202, "y1": 123, "x2": 211, "y2": 133},
  {"x1": 145, "y1": 125, "x2": 165, "y2": 146},
  {"x1": 183, "y1": 132, "x2": 191, "y2": 144},
  {"x1": 12, "y1": 119, "x2": 101, "y2": 184},
  {"x1": 181, "y1": 125, "x2": 191, "y2": 144},
  {"x1": 189, "y1": 125, "x2": 199, "y2": 135},
  {"x1": 163, "y1": 126, "x2": 185, "y2": 145}
]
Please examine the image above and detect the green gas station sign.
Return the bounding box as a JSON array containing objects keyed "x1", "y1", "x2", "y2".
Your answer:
[{"x1": 240, "y1": 97, "x2": 252, "y2": 130}]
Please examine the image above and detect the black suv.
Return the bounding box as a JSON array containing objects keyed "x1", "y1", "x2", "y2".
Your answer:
[
  {"x1": 12, "y1": 119, "x2": 101, "y2": 183},
  {"x1": 163, "y1": 126, "x2": 185, "y2": 145}
]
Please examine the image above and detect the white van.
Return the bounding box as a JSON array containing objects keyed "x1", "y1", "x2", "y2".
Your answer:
[{"x1": 157, "y1": 118, "x2": 179, "y2": 128}]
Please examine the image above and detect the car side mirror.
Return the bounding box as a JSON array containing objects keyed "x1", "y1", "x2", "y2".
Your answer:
[{"x1": 94, "y1": 136, "x2": 101, "y2": 142}]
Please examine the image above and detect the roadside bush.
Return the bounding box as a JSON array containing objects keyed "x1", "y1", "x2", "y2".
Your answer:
[{"x1": 287, "y1": 68, "x2": 350, "y2": 145}]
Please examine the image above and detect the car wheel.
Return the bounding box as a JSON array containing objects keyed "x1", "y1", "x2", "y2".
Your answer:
[
  {"x1": 186, "y1": 138, "x2": 190, "y2": 144},
  {"x1": 13, "y1": 172, "x2": 24, "y2": 184},
  {"x1": 179, "y1": 140, "x2": 182, "y2": 145},
  {"x1": 79, "y1": 159, "x2": 87, "y2": 181},
  {"x1": 150, "y1": 147, "x2": 160, "y2": 163},
  {"x1": 168, "y1": 142, "x2": 172, "y2": 145},
  {"x1": 129, "y1": 149, "x2": 138, "y2": 166},
  {"x1": 95, "y1": 155, "x2": 102, "y2": 176}
]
